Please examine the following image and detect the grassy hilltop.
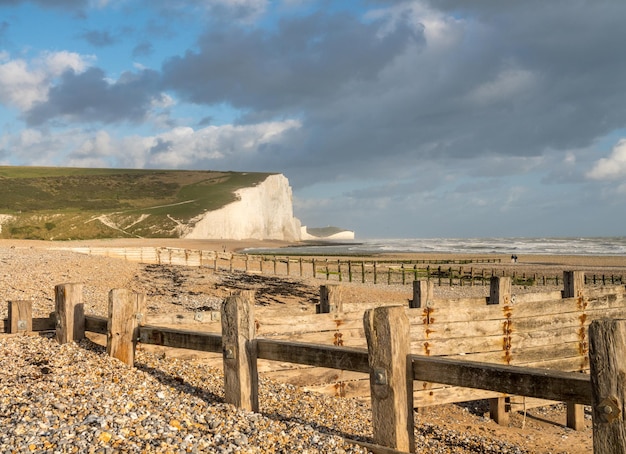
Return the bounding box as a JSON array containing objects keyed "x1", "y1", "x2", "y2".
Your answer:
[{"x1": 0, "y1": 166, "x2": 272, "y2": 240}]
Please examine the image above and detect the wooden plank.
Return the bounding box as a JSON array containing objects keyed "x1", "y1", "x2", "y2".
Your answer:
[
  {"x1": 147, "y1": 311, "x2": 221, "y2": 326},
  {"x1": 413, "y1": 318, "x2": 506, "y2": 340},
  {"x1": 267, "y1": 329, "x2": 367, "y2": 348},
  {"x1": 138, "y1": 325, "x2": 222, "y2": 352},
  {"x1": 255, "y1": 311, "x2": 364, "y2": 336},
  {"x1": 256, "y1": 338, "x2": 370, "y2": 373},
  {"x1": 85, "y1": 315, "x2": 107, "y2": 334},
  {"x1": 305, "y1": 378, "x2": 371, "y2": 398},
  {"x1": 503, "y1": 297, "x2": 579, "y2": 318},
  {"x1": 411, "y1": 355, "x2": 592, "y2": 405},
  {"x1": 408, "y1": 304, "x2": 505, "y2": 324},
  {"x1": 262, "y1": 367, "x2": 366, "y2": 387},
  {"x1": 512, "y1": 291, "x2": 564, "y2": 303},
  {"x1": 413, "y1": 386, "x2": 504, "y2": 407},
  {"x1": 32, "y1": 317, "x2": 56, "y2": 332},
  {"x1": 410, "y1": 334, "x2": 504, "y2": 357}
]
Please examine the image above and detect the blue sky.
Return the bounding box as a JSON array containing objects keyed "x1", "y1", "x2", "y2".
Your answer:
[{"x1": 1, "y1": 0, "x2": 626, "y2": 239}]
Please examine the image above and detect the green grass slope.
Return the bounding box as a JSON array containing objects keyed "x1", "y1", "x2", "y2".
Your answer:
[{"x1": 0, "y1": 166, "x2": 273, "y2": 240}]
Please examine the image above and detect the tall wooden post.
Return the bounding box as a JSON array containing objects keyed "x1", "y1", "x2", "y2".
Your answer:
[
  {"x1": 7, "y1": 300, "x2": 32, "y2": 334},
  {"x1": 221, "y1": 290, "x2": 258, "y2": 412},
  {"x1": 364, "y1": 306, "x2": 415, "y2": 452},
  {"x1": 411, "y1": 281, "x2": 433, "y2": 309},
  {"x1": 319, "y1": 285, "x2": 343, "y2": 313},
  {"x1": 107, "y1": 289, "x2": 145, "y2": 366},
  {"x1": 563, "y1": 270, "x2": 585, "y2": 430},
  {"x1": 589, "y1": 319, "x2": 626, "y2": 453},
  {"x1": 488, "y1": 276, "x2": 511, "y2": 425},
  {"x1": 55, "y1": 283, "x2": 85, "y2": 344}
]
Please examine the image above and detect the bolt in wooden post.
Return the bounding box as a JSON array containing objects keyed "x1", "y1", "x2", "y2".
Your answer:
[
  {"x1": 364, "y1": 306, "x2": 415, "y2": 452},
  {"x1": 221, "y1": 290, "x2": 258, "y2": 412},
  {"x1": 55, "y1": 283, "x2": 85, "y2": 344},
  {"x1": 8, "y1": 300, "x2": 32, "y2": 333},
  {"x1": 589, "y1": 319, "x2": 626, "y2": 453},
  {"x1": 563, "y1": 270, "x2": 585, "y2": 430},
  {"x1": 411, "y1": 281, "x2": 433, "y2": 309},
  {"x1": 107, "y1": 289, "x2": 145, "y2": 366},
  {"x1": 319, "y1": 285, "x2": 343, "y2": 313}
]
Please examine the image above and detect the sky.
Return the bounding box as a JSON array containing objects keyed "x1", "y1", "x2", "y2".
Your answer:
[{"x1": 1, "y1": 0, "x2": 626, "y2": 239}]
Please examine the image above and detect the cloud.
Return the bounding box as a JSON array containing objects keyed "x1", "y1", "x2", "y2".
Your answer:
[
  {"x1": 0, "y1": 51, "x2": 91, "y2": 111},
  {"x1": 587, "y1": 139, "x2": 626, "y2": 181},
  {"x1": 80, "y1": 28, "x2": 118, "y2": 47},
  {"x1": 161, "y1": 11, "x2": 423, "y2": 111},
  {"x1": 24, "y1": 66, "x2": 162, "y2": 125}
]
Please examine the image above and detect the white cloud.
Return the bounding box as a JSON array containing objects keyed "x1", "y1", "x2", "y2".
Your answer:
[
  {"x1": 587, "y1": 139, "x2": 626, "y2": 180},
  {"x1": 0, "y1": 51, "x2": 92, "y2": 111}
]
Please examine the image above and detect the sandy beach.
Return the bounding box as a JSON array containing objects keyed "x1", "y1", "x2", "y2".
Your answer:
[{"x1": 2, "y1": 238, "x2": 621, "y2": 452}]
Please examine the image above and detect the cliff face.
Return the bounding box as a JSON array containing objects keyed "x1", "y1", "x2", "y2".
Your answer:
[{"x1": 183, "y1": 174, "x2": 302, "y2": 241}]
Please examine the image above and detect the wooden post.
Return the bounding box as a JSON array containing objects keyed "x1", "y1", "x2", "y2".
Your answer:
[
  {"x1": 489, "y1": 276, "x2": 511, "y2": 305},
  {"x1": 319, "y1": 285, "x2": 343, "y2": 313},
  {"x1": 411, "y1": 281, "x2": 433, "y2": 309},
  {"x1": 107, "y1": 289, "x2": 145, "y2": 366},
  {"x1": 589, "y1": 319, "x2": 626, "y2": 453},
  {"x1": 563, "y1": 270, "x2": 585, "y2": 430},
  {"x1": 361, "y1": 261, "x2": 365, "y2": 283},
  {"x1": 55, "y1": 283, "x2": 85, "y2": 344},
  {"x1": 221, "y1": 290, "x2": 258, "y2": 412},
  {"x1": 8, "y1": 300, "x2": 32, "y2": 333},
  {"x1": 364, "y1": 306, "x2": 415, "y2": 452},
  {"x1": 563, "y1": 270, "x2": 585, "y2": 298},
  {"x1": 488, "y1": 276, "x2": 511, "y2": 425}
]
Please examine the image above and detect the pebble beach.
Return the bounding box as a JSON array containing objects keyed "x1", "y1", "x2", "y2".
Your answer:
[{"x1": 1, "y1": 239, "x2": 617, "y2": 453}]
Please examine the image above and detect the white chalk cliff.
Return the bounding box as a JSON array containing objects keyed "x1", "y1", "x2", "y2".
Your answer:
[{"x1": 183, "y1": 174, "x2": 302, "y2": 241}]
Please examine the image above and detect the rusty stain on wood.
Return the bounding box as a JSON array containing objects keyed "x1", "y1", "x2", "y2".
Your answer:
[
  {"x1": 334, "y1": 332, "x2": 344, "y2": 346},
  {"x1": 423, "y1": 341, "x2": 431, "y2": 356}
]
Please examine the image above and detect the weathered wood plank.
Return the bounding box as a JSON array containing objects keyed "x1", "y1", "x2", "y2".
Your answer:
[
  {"x1": 85, "y1": 315, "x2": 107, "y2": 334},
  {"x1": 256, "y1": 338, "x2": 370, "y2": 373},
  {"x1": 266, "y1": 328, "x2": 366, "y2": 347},
  {"x1": 413, "y1": 386, "x2": 504, "y2": 407},
  {"x1": 255, "y1": 311, "x2": 364, "y2": 336},
  {"x1": 138, "y1": 325, "x2": 222, "y2": 352},
  {"x1": 411, "y1": 355, "x2": 592, "y2": 405}
]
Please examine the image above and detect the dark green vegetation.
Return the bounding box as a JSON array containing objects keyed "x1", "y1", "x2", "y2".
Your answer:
[{"x1": 0, "y1": 166, "x2": 272, "y2": 240}]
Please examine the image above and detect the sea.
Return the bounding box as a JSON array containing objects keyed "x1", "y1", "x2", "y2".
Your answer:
[{"x1": 245, "y1": 237, "x2": 626, "y2": 256}]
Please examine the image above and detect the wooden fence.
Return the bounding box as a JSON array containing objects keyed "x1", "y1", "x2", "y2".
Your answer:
[
  {"x1": 4, "y1": 272, "x2": 626, "y2": 452},
  {"x1": 55, "y1": 245, "x2": 624, "y2": 287}
]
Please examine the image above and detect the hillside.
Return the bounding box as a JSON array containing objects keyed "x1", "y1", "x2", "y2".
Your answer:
[{"x1": 0, "y1": 166, "x2": 301, "y2": 241}]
